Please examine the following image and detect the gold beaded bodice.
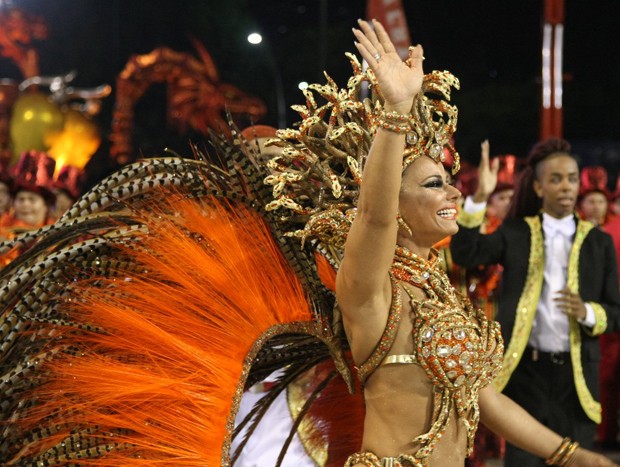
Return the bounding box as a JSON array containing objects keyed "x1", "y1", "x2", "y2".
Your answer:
[{"x1": 356, "y1": 246, "x2": 504, "y2": 464}]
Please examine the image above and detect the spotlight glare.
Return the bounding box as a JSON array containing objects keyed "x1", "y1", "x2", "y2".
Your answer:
[{"x1": 247, "y1": 33, "x2": 263, "y2": 45}]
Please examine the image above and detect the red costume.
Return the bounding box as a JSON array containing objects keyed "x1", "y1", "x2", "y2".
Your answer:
[
  {"x1": 0, "y1": 151, "x2": 56, "y2": 264},
  {"x1": 578, "y1": 166, "x2": 619, "y2": 448},
  {"x1": 600, "y1": 214, "x2": 620, "y2": 447}
]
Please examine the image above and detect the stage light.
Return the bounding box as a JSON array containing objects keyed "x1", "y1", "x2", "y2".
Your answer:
[{"x1": 247, "y1": 33, "x2": 262, "y2": 45}]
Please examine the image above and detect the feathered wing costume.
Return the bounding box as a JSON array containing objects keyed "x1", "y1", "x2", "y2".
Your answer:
[
  {"x1": 0, "y1": 53, "x2": 458, "y2": 466},
  {"x1": 0, "y1": 147, "x2": 361, "y2": 465}
]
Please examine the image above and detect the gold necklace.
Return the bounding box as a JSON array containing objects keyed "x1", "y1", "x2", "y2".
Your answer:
[{"x1": 391, "y1": 246, "x2": 458, "y2": 306}]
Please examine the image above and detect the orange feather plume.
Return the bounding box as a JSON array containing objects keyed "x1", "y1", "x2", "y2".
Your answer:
[{"x1": 14, "y1": 195, "x2": 314, "y2": 465}]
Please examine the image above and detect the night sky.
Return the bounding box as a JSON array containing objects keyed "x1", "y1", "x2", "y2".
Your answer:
[{"x1": 2, "y1": 0, "x2": 619, "y2": 186}]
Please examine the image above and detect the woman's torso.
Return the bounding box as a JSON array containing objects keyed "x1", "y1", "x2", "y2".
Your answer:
[
  {"x1": 360, "y1": 316, "x2": 470, "y2": 466},
  {"x1": 344, "y1": 252, "x2": 503, "y2": 466}
]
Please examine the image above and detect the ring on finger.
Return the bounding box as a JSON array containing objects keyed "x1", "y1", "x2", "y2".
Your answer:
[{"x1": 373, "y1": 53, "x2": 382, "y2": 61}]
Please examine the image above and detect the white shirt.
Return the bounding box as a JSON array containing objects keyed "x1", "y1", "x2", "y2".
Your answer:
[
  {"x1": 462, "y1": 198, "x2": 595, "y2": 352},
  {"x1": 530, "y1": 213, "x2": 575, "y2": 351},
  {"x1": 232, "y1": 370, "x2": 316, "y2": 467}
]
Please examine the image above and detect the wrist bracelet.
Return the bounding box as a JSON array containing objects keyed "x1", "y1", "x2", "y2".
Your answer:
[
  {"x1": 545, "y1": 437, "x2": 579, "y2": 466},
  {"x1": 375, "y1": 110, "x2": 412, "y2": 134}
]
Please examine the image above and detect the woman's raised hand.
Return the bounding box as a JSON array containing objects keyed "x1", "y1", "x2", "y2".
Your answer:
[{"x1": 352, "y1": 19, "x2": 424, "y2": 112}]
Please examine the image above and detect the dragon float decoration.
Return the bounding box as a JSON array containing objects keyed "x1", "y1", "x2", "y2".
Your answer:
[{"x1": 110, "y1": 40, "x2": 267, "y2": 164}]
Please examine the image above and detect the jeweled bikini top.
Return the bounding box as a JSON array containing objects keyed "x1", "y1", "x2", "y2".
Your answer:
[{"x1": 356, "y1": 246, "x2": 504, "y2": 461}]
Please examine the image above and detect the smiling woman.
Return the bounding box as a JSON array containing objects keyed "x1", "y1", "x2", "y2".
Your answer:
[
  {"x1": 398, "y1": 156, "x2": 460, "y2": 245},
  {"x1": 333, "y1": 18, "x2": 617, "y2": 467},
  {"x1": 1, "y1": 10, "x2": 619, "y2": 466}
]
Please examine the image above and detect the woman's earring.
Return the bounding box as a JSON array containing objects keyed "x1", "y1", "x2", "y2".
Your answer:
[{"x1": 397, "y1": 212, "x2": 413, "y2": 236}]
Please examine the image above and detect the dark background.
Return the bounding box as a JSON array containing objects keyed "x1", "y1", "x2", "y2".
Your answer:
[{"x1": 1, "y1": 0, "x2": 619, "y2": 186}]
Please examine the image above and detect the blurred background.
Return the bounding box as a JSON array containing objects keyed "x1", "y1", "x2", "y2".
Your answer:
[{"x1": 0, "y1": 0, "x2": 619, "y2": 191}]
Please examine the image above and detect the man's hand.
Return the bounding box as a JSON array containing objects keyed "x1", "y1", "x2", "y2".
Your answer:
[
  {"x1": 472, "y1": 139, "x2": 499, "y2": 203},
  {"x1": 554, "y1": 288, "x2": 587, "y2": 321}
]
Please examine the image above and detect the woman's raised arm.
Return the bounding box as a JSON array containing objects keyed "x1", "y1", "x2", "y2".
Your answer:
[{"x1": 337, "y1": 20, "x2": 424, "y2": 316}]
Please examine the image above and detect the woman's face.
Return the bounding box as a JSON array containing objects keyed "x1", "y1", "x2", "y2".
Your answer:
[
  {"x1": 13, "y1": 190, "x2": 48, "y2": 226},
  {"x1": 398, "y1": 156, "x2": 461, "y2": 246},
  {"x1": 580, "y1": 191, "x2": 608, "y2": 225},
  {"x1": 488, "y1": 188, "x2": 514, "y2": 221}
]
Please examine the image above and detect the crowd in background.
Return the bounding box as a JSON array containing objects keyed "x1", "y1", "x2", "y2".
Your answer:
[
  {"x1": 0, "y1": 150, "x2": 81, "y2": 244},
  {"x1": 1, "y1": 135, "x2": 619, "y2": 465},
  {"x1": 444, "y1": 144, "x2": 620, "y2": 466}
]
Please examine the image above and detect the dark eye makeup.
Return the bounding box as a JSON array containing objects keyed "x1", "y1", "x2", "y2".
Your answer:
[{"x1": 422, "y1": 177, "x2": 444, "y2": 189}]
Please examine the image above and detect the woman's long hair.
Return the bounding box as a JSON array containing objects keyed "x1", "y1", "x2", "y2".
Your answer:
[{"x1": 506, "y1": 137, "x2": 573, "y2": 219}]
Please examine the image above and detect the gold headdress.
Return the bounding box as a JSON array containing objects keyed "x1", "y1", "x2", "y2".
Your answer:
[{"x1": 264, "y1": 53, "x2": 460, "y2": 266}]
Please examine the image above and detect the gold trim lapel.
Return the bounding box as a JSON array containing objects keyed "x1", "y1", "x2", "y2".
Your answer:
[
  {"x1": 567, "y1": 219, "x2": 601, "y2": 423},
  {"x1": 494, "y1": 216, "x2": 544, "y2": 391}
]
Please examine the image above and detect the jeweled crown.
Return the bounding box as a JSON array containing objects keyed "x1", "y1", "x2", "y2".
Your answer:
[{"x1": 264, "y1": 53, "x2": 460, "y2": 265}]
